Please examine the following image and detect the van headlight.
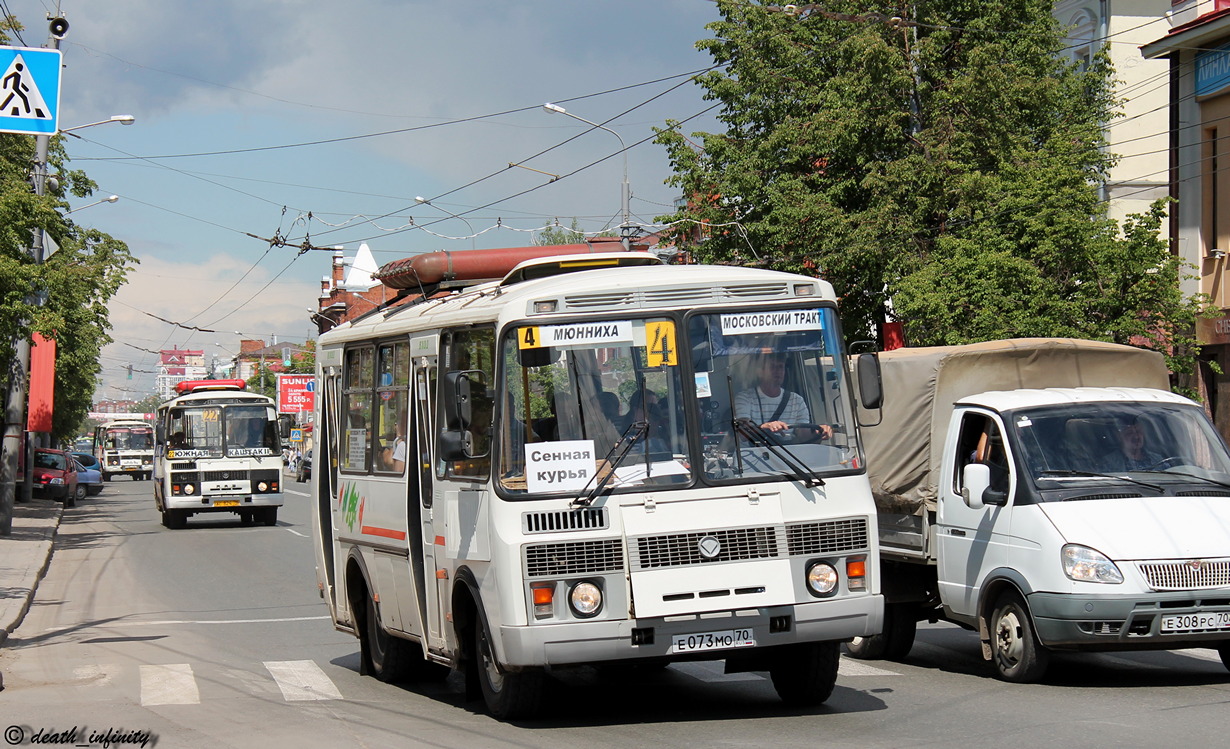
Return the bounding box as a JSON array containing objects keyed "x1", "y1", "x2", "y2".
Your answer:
[{"x1": 1062, "y1": 544, "x2": 1123, "y2": 584}]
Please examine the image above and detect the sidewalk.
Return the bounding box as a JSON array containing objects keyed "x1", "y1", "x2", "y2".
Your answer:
[{"x1": 0, "y1": 498, "x2": 64, "y2": 647}]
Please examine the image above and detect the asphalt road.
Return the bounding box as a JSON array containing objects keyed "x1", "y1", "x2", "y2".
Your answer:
[{"x1": 2, "y1": 477, "x2": 1229, "y2": 748}]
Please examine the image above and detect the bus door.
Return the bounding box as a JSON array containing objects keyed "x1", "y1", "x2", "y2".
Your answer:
[{"x1": 412, "y1": 350, "x2": 447, "y2": 650}]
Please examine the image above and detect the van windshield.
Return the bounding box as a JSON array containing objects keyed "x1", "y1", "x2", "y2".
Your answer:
[{"x1": 1011, "y1": 402, "x2": 1230, "y2": 492}]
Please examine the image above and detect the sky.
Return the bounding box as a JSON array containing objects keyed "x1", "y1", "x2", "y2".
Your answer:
[{"x1": 5, "y1": 0, "x2": 726, "y2": 400}]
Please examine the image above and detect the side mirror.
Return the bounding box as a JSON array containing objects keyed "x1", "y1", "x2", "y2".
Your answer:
[
  {"x1": 439, "y1": 429, "x2": 473, "y2": 462},
  {"x1": 857, "y1": 353, "x2": 883, "y2": 410},
  {"x1": 277, "y1": 414, "x2": 294, "y2": 440},
  {"x1": 961, "y1": 462, "x2": 1007, "y2": 508},
  {"x1": 443, "y1": 371, "x2": 474, "y2": 431}
]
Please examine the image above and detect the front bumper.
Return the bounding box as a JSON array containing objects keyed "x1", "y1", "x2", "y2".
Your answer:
[
  {"x1": 164, "y1": 494, "x2": 283, "y2": 511},
  {"x1": 1029, "y1": 590, "x2": 1230, "y2": 650},
  {"x1": 498, "y1": 594, "x2": 882, "y2": 667}
]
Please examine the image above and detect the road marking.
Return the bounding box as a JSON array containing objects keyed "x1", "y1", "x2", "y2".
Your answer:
[
  {"x1": 1171, "y1": 648, "x2": 1223, "y2": 664},
  {"x1": 140, "y1": 663, "x2": 199, "y2": 705},
  {"x1": 264, "y1": 659, "x2": 343, "y2": 701},
  {"x1": 284, "y1": 528, "x2": 309, "y2": 538},
  {"x1": 838, "y1": 658, "x2": 901, "y2": 677},
  {"x1": 283, "y1": 488, "x2": 310, "y2": 497},
  {"x1": 89, "y1": 614, "x2": 330, "y2": 629}
]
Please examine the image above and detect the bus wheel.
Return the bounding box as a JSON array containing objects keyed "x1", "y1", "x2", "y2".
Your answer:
[
  {"x1": 769, "y1": 641, "x2": 840, "y2": 707},
  {"x1": 261, "y1": 507, "x2": 278, "y2": 526},
  {"x1": 474, "y1": 618, "x2": 544, "y2": 720},
  {"x1": 239, "y1": 512, "x2": 254, "y2": 526},
  {"x1": 363, "y1": 595, "x2": 413, "y2": 683},
  {"x1": 103, "y1": 473, "x2": 111, "y2": 482},
  {"x1": 161, "y1": 509, "x2": 186, "y2": 529}
]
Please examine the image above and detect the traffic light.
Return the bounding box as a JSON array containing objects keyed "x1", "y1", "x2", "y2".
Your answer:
[{"x1": 127, "y1": 364, "x2": 133, "y2": 380}]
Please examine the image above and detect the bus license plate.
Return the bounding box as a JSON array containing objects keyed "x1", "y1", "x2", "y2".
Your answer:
[
  {"x1": 1161, "y1": 611, "x2": 1230, "y2": 633},
  {"x1": 214, "y1": 500, "x2": 241, "y2": 507},
  {"x1": 670, "y1": 628, "x2": 755, "y2": 654}
]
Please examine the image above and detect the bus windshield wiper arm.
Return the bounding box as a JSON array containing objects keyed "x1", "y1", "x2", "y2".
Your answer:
[
  {"x1": 733, "y1": 417, "x2": 825, "y2": 488},
  {"x1": 572, "y1": 420, "x2": 649, "y2": 508},
  {"x1": 1038, "y1": 470, "x2": 1163, "y2": 494}
]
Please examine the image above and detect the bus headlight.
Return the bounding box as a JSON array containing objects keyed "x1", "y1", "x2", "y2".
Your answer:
[
  {"x1": 183, "y1": 484, "x2": 195, "y2": 495},
  {"x1": 257, "y1": 481, "x2": 269, "y2": 492},
  {"x1": 569, "y1": 581, "x2": 603, "y2": 617},
  {"x1": 806, "y1": 561, "x2": 839, "y2": 597}
]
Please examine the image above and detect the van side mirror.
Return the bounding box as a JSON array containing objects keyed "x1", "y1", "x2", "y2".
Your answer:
[
  {"x1": 857, "y1": 353, "x2": 883, "y2": 410},
  {"x1": 443, "y1": 371, "x2": 474, "y2": 431},
  {"x1": 961, "y1": 462, "x2": 1007, "y2": 508}
]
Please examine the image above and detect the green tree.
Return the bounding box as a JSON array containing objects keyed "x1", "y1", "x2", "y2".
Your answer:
[
  {"x1": 535, "y1": 219, "x2": 585, "y2": 246},
  {"x1": 656, "y1": 1, "x2": 1204, "y2": 375},
  {"x1": 246, "y1": 341, "x2": 316, "y2": 399}
]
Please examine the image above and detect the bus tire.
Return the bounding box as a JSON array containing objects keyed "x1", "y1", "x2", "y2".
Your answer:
[
  {"x1": 363, "y1": 594, "x2": 414, "y2": 683},
  {"x1": 474, "y1": 617, "x2": 545, "y2": 720},
  {"x1": 261, "y1": 507, "x2": 278, "y2": 526},
  {"x1": 769, "y1": 641, "x2": 840, "y2": 707},
  {"x1": 162, "y1": 509, "x2": 187, "y2": 529},
  {"x1": 103, "y1": 473, "x2": 111, "y2": 482},
  {"x1": 239, "y1": 512, "x2": 254, "y2": 526}
]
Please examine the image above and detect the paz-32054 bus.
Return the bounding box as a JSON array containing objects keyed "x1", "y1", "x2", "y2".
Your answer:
[
  {"x1": 153, "y1": 379, "x2": 285, "y2": 529},
  {"x1": 311, "y1": 250, "x2": 885, "y2": 719},
  {"x1": 93, "y1": 418, "x2": 155, "y2": 481}
]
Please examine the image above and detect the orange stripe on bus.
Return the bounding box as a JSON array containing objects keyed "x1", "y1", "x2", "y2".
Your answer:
[
  {"x1": 435, "y1": 535, "x2": 446, "y2": 546},
  {"x1": 361, "y1": 526, "x2": 407, "y2": 540}
]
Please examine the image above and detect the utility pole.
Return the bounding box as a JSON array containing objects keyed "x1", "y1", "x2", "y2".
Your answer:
[{"x1": 0, "y1": 16, "x2": 66, "y2": 535}]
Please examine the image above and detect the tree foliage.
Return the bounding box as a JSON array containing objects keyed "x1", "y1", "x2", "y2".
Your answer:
[
  {"x1": 0, "y1": 18, "x2": 136, "y2": 443},
  {"x1": 656, "y1": 1, "x2": 1204, "y2": 375}
]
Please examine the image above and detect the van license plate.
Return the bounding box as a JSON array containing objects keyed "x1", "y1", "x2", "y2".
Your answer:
[
  {"x1": 214, "y1": 500, "x2": 241, "y2": 507},
  {"x1": 1161, "y1": 611, "x2": 1230, "y2": 633},
  {"x1": 670, "y1": 628, "x2": 755, "y2": 654}
]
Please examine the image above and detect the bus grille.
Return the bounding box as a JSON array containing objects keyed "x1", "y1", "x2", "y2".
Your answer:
[
  {"x1": 524, "y1": 539, "x2": 625, "y2": 578},
  {"x1": 786, "y1": 518, "x2": 870, "y2": 555},
  {"x1": 201, "y1": 470, "x2": 249, "y2": 482},
  {"x1": 1140, "y1": 559, "x2": 1230, "y2": 590},
  {"x1": 562, "y1": 282, "x2": 793, "y2": 313},
  {"x1": 523, "y1": 507, "x2": 608, "y2": 534},
  {"x1": 630, "y1": 526, "x2": 782, "y2": 570}
]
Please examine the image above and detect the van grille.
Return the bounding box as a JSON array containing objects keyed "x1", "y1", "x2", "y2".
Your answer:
[
  {"x1": 202, "y1": 470, "x2": 248, "y2": 482},
  {"x1": 1140, "y1": 559, "x2": 1230, "y2": 590},
  {"x1": 524, "y1": 539, "x2": 624, "y2": 578}
]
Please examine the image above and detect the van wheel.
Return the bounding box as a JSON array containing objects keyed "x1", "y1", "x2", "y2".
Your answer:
[
  {"x1": 846, "y1": 603, "x2": 917, "y2": 661},
  {"x1": 990, "y1": 591, "x2": 1049, "y2": 683},
  {"x1": 475, "y1": 618, "x2": 544, "y2": 719},
  {"x1": 1217, "y1": 641, "x2": 1230, "y2": 671},
  {"x1": 769, "y1": 641, "x2": 840, "y2": 706}
]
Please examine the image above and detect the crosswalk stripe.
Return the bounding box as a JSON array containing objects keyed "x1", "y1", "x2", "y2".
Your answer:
[
  {"x1": 140, "y1": 664, "x2": 200, "y2": 706},
  {"x1": 264, "y1": 660, "x2": 343, "y2": 701}
]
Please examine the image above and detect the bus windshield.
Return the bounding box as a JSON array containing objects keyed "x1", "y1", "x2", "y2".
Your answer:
[
  {"x1": 689, "y1": 308, "x2": 859, "y2": 483},
  {"x1": 498, "y1": 317, "x2": 691, "y2": 496},
  {"x1": 106, "y1": 426, "x2": 152, "y2": 450}
]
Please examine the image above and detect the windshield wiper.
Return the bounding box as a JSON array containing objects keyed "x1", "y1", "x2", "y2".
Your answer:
[
  {"x1": 1144, "y1": 470, "x2": 1230, "y2": 490},
  {"x1": 733, "y1": 417, "x2": 825, "y2": 488},
  {"x1": 1037, "y1": 470, "x2": 1163, "y2": 494},
  {"x1": 572, "y1": 420, "x2": 649, "y2": 508}
]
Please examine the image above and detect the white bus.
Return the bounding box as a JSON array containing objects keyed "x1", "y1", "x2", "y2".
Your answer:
[
  {"x1": 153, "y1": 379, "x2": 285, "y2": 529},
  {"x1": 311, "y1": 251, "x2": 884, "y2": 719},
  {"x1": 93, "y1": 418, "x2": 154, "y2": 481}
]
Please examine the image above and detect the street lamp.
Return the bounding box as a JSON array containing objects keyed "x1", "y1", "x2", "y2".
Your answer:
[
  {"x1": 543, "y1": 102, "x2": 633, "y2": 251},
  {"x1": 414, "y1": 196, "x2": 476, "y2": 249},
  {"x1": 213, "y1": 343, "x2": 237, "y2": 379},
  {"x1": 66, "y1": 195, "x2": 119, "y2": 214},
  {"x1": 2, "y1": 112, "x2": 142, "y2": 532}
]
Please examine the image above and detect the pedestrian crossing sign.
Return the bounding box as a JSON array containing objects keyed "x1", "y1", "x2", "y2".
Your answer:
[{"x1": 0, "y1": 46, "x2": 61, "y2": 136}]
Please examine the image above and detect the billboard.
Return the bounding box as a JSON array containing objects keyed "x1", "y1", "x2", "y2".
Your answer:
[{"x1": 277, "y1": 374, "x2": 315, "y2": 414}]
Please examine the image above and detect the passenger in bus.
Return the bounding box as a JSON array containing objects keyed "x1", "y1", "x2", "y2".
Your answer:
[
  {"x1": 169, "y1": 431, "x2": 187, "y2": 449},
  {"x1": 735, "y1": 353, "x2": 832, "y2": 443},
  {"x1": 381, "y1": 410, "x2": 408, "y2": 473}
]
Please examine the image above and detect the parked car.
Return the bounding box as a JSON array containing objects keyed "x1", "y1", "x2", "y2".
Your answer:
[
  {"x1": 296, "y1": 449, "x2": 312, "y2": 483},
  {"x1": 72, "y1": 454, "x2": 104, "y2": 496},
  {"x1": 31, "y1": 448, "x2": 82, "y2": 506}
]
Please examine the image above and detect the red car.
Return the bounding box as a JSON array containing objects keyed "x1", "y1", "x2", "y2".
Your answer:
[{"x1": 31, "y1": 448, "x2": 82, "y2": 506}]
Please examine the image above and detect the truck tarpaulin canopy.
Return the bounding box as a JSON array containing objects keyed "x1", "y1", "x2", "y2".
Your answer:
[{"x1": 860, "y1": 338, "x2": 1170, "y2": 515}]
